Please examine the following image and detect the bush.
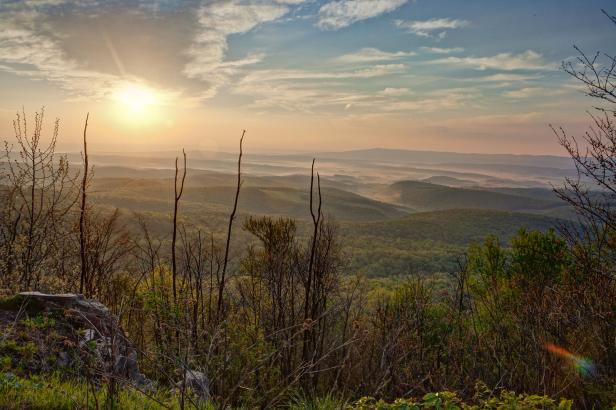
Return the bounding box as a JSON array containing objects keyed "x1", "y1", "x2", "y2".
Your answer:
[{"x1": 348, "y1": 389, "x2": 573, "y2": 410}]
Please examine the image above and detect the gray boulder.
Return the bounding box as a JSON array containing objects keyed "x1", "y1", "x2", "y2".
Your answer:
[
  {"x1": 177, "y1": 368, "x2": 210, "y2": 403},
  {"x1": 18, "y1": 291, "x2": 151, "y2": 389}
]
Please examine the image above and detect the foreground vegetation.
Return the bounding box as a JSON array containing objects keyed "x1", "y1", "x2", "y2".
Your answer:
[
  {"x1": 0, "y1": 372, "x2": 191, "y2": 410},
  {"x1": 0, "y1": 371, "x2": 577, "y2": 410}
]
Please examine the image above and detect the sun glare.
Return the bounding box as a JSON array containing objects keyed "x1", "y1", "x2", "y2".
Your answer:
[{"x1": 112, "y1": 83, "x2": 160, "y2": 123}]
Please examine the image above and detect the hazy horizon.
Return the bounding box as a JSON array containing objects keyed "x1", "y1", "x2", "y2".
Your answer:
[{"x1": 35, "y1": 145, "x2": 573, "y2": 159}]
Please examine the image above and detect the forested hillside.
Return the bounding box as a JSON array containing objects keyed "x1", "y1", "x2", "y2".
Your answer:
[
  {"x1": 385, "y1": 180, "x2": 566, "y2": 212},
  {"x1": 341, "y1": 209, "x2": 565, "y2": 276},
  {"x1": 80, "y1": 170, "x2": 570, "y2": 278}
]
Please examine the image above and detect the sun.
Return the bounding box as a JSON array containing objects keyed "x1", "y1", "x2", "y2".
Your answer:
[{"x1": 112, "y1": 83, "x2": 160, "y2": 122}]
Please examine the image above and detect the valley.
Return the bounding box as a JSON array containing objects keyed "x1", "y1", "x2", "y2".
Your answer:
[{"x1": 84, "y1": 148, "x2": 576, "y2": 277}]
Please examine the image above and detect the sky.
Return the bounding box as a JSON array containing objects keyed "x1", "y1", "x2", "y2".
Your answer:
[{"x1": 0, "y1": 0, "x2": 614, "y2": 155}]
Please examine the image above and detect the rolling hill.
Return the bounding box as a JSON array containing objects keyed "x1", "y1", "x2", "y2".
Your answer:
[
  {"x1": 85, "y1": 166, "x2": 575, "y2": 277},
  {"x1": 385, "y1": 180, "x2": 565, "y2": 213},
  {"x1": 90, "y1": 177, "x2": 408, "y2": 221}
]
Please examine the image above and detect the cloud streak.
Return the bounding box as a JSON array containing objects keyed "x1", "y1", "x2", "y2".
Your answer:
[
  {"x1": 394, "y1": 18, "x2": 469, "y2": 38},
  {"x1": 240, "y1": 64, "x2": 406, "y2": 82},
  {"x1": 336, "y1": 48, "x2": 415, "y2": 63},
  {"x1": 420, "y1": 47, "x2": 464, "y2": 54},
  {"x1": 432, "y1": 50, "x2": 554, "y2": 71},
  {"x1": 318, "y1": 0, "x2": 408, "y2": 30},
  {"x1": 233, "y1": 63, "x2": 410, "y2": 112},
  {"x1": 503, "y1": 87, "x2": 565, "y2": 99}
]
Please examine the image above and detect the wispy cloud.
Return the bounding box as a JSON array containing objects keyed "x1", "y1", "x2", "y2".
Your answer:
[
  {"x1": 236, "y1": 83, "x2": 468, "y2": 115},
  {"x1": 183, "y1": 1, "x2": 295, "y2": 99},
  {"x1": 503, "y1": 87, "x2": 565, "y2": 99},
  {"x1": 378, "y1": 97, "x2": 462, "y2": 112},
  {"x1": 241, "y1": 64, "x2": 406, "y2": 82},
  {"x1": 432, "y1": 50, "x2": 553, "y2": 71},
  {"x1": 380, "y1": 87, "x2": 410, "y2": 96},
  {"x1": 231, "y1": 66, "x2": 479, "y2": 115},
  {"x1": 394, "y1": 18, "x2": 469, "y2": 38},
  {"x1": 420, "y1": 47, "x2": 464, "y2": 54},
  {"x1": 437, "y1": 112, "x2": 543, "y2": 128},
  {"x1": 233, "y1": 63, "x2": 409, "y2": 112},
  {"x1": 234, "y1": 79, "x2": 369, "y2": 113},
  {"x1": 336, "y1": 47, "x2": 415, "y2": 63},
  {"x1": 318, "y1": 0, "x2": 408, "y2": 30},
  {"x1": 482, "y1": 73, "x2": 541, "y2": 82},
  {"x1": 376, "y1": 89, "x2": 476, "y2": 113}
]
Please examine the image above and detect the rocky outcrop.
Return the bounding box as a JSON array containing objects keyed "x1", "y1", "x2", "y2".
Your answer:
[{"x1": 16, "y1": 292, "x2": 150, "y2": 389}]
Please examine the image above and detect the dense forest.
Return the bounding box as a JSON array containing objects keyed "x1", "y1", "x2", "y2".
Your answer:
[{"x1": 0, "y1": 10, "x2": 615, "y2": 410}]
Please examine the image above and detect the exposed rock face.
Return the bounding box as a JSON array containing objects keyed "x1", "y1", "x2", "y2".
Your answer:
[
  {"x1": 17, "y1": 292, "x2": 150, "y2": 388},
  {"x1": 177, "y1": 368, "x2": 210, "y2": 403}
]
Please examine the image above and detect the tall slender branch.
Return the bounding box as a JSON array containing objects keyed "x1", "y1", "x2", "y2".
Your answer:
[
  {"x1": 217, "y1": 130, "x2": 244, "y2": 317},
  {"x1": 303, "y1": 159, "x2": 322, "y2": 362},
  {"x1": 172, "y1": 149, "x2": 187, "y2": 305},
  {"x1": 79, "y1": 113, "x2": 89, "y2": 295}
]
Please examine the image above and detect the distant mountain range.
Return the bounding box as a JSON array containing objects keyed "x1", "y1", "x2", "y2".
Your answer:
[
  {"x1": 64, "y1": 147, "x2": 576, "y2": 190},
  {"x1": 313, "y1": 148, "x2": 574, "y2": 168}
]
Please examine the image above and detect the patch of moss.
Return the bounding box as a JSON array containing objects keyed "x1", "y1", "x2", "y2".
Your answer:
[
  {"x1": 0, "y1": 356, "x2": 11, "y2": 371},
  {"x1": 21, "y1": 314, "x2": 56, "y2": 330},
  {"x1": 0, "y1": 340, "x2": 37, "y2": 361}
]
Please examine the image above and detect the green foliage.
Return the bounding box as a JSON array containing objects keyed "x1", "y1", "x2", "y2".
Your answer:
[
  {"x1": 243, "y1": 215, "x2": 297, "y2": 252},
  {"x1": 289, "y1": 393, "x2": 347, "y2": 409},
  {"x1": 0, "y1": 372, "x2": 213, "y2": 410},
  {"x1": 348, "y1": 389, "x2": 573, "y2": 410},
  {"x1": 510, "y1": 229, "x2": 569, "y2": 286},
  {"x1": 341, "y1": 209, "x2": 563, "y2": 276},
  {"x1": 468, "y1": 236, "x2": 507, "y2": 281},
  {"x1": 468, "y1": 229, "x2": 570, "y2": 289}
]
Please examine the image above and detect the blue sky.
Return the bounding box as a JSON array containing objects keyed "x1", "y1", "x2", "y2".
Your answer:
[{"x1": 0, "y1": 0, "x2": 614, "y2": 154}]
